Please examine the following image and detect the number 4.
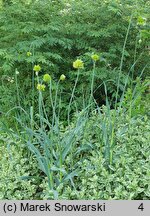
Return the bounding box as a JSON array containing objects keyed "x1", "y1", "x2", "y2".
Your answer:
[{"x1": 138, "y1": 203, "x2": 144, "y2": 211}]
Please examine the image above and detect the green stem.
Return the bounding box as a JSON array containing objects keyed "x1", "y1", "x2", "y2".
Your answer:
[
  {"x1": 88, "y1": 61, "x2": 96, "y2": 107},
  {"x1": 37, "y1": 75, "x2": 43, "y2": 127},
  {"x1": 52, "y1": 80, "x2": 60, "y2": 126},
  {"x1": 110, "y1": 120, "x2": 115, "y2": 166},
  {"x1": 67, "y1": 69, "x2": 80, "y2": 125},
  {"x1": 91, "y1": 61, "x2": 96, "y2": 98},
  {"x1": 15, "y1": 70, "x2": 21, "y2": 107},
  {"x1": 115, "y1": 14, "x2": 133, "y2": 111},
  {"x1": 31, "y1": 44, "x2": 35, "y2": 108},
  {"x1": 59, "y1": 148, "x2": 63, "y2": 182}
]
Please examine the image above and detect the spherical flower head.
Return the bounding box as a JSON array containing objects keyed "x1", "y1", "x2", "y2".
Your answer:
[
  {"x1": 37, "y1": 84, "x2": 46, "y2": 91},
  {"x1": 73, "y1": 59, "x2": 84, "y2": 69},
  {"x1": 91, "y1": 54, "x2": 100, "y2": 61},
  {"x1": 60, "y1": 74, "x2": 66, "y2": 81},
  {"x1": 33, "y1": 65, "x2": 41, "y2": 72},
  {"x1": 15, "y1": 69, "x2": 19, "y2": 75},
  {"x1": 138, "y1": 39, "x2": 142, "y2": 44},
  {"x1": 8, "y1": 77, "x2": 14, "y2": 83},
  {"x1": 43, "y1": 74, "x2": 51, "y2": 83},
  {"x1": 137, "y1": 16, "x2": 147, "y2": 26},
  {"x1": 27, "y1": 51, "x2": 32, "y2": 57}
]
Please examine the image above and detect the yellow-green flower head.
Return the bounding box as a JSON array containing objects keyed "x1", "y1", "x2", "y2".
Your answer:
[
  {"x1": 43, "y1": 74, "x2": 51, "y2": 83},
  {"x1": 33, "y1": 65, "x2": 41, "y2": 72},
  {"x1": 137, "y1": 16, "x2": 147, "y2": 26},
  {"x1": 27, "y1": 51, "x2": 32, "y2": 57},
  {"x1": 138, "y1": 39, "x2": 142, "y2": 44},
  {"x1": 37, "y1": 84, "x2": 46, "y2": 91},
  {"x1": 73, "y1": 59, "x2": 84, "y2": 69},
  {"x1": 60, "y1": 74, "x2": 66, "y2": 81},
  {"x1": 15, "y1": 69, "x2": 19, "y2": 75},
  {"x1": 91, "y1": 54, "x2": 100, "y2": 61}
]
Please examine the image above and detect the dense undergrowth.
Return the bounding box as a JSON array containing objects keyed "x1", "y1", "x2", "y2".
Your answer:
[
  {"x1": 0, "y1": 108, "x2": 150, "y2": 199},
  {"x1": 0, "y1": 0, "x2": 150, "y2": 200}
]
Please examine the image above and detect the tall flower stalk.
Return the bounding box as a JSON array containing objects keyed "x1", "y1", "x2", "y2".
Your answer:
[
  {"x1": 15, "y1": 69, "x2": 21, "y2": 107},
  {"x1": 88, "y1": 54, "x2": 99, "y2": 109},
  {"x1": 67, "y1": 59, "x2": 84, "y2": 125}
]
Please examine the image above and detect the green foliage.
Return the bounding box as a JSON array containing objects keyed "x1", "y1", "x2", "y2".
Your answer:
[
  {"x1": 0, "y1": 0, "x2": 149, "y2": 116},
  {"x1": 0, "y1": 100, "x2": 150, "y2": 199},
  {"x1": 0, "y1": 132, "x2": 39, "y2": 199},
  {"x1": 122, "y1": 77, "x2": 150, "y2": 117},
  {"x1": 0, "y1": 0, "x2": 150, "y2": 200},
  {"x1": 39, "y1": 112, "x2": 150, "y2": 199}
]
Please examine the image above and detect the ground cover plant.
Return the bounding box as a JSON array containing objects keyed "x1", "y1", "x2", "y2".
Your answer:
[{"x1": 0, "y1": 0, "x2": 150, "y2": 200}]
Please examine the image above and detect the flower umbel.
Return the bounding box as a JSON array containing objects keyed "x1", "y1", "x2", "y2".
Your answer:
[
  {"x1": 73, "y1": 59, "x2": 84, "y2": 69},
  {"x1": 43, "y1": 74, "x2": 51, "y2": 83},
  {"x1": 27, "y1": 51, "x2": 32, "y2": 57},
  {"x1": 37, "y1": 84, "x2": 46, "y2": 91},
  {"x1": 91, "y1": 54, "x2": 100, "y2": 62},
  {"x1": 60, "y1": 74, "x2": 66, "y2": 81},
  {"x1": 15, "y1": 69, "x2": 19, "y2": 75},
  {"x1": 137, "y1": 16, "x2": 147, "y2": 26},
  {"x1": 33, "y1": 65, "x2": 41, "y2": 72},
  {"x1": 138, "y1": 39, "x2": 142, "y2": 44}
]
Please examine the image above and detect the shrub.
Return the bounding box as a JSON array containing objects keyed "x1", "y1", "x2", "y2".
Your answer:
[{"x1": 0, "y1": 0, "x2": 149, "y2": 117}]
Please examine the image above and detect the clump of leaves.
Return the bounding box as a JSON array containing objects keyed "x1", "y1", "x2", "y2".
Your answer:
[
  {"x1": 122, "y1": 77, "x2": 150, "y2": 117},
  {"x1": 40, "y1": 112, "x2": 150, "y2": 200},
  {"x1": 0, "y1": 132, "x2": 40, "y2": 199}
]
